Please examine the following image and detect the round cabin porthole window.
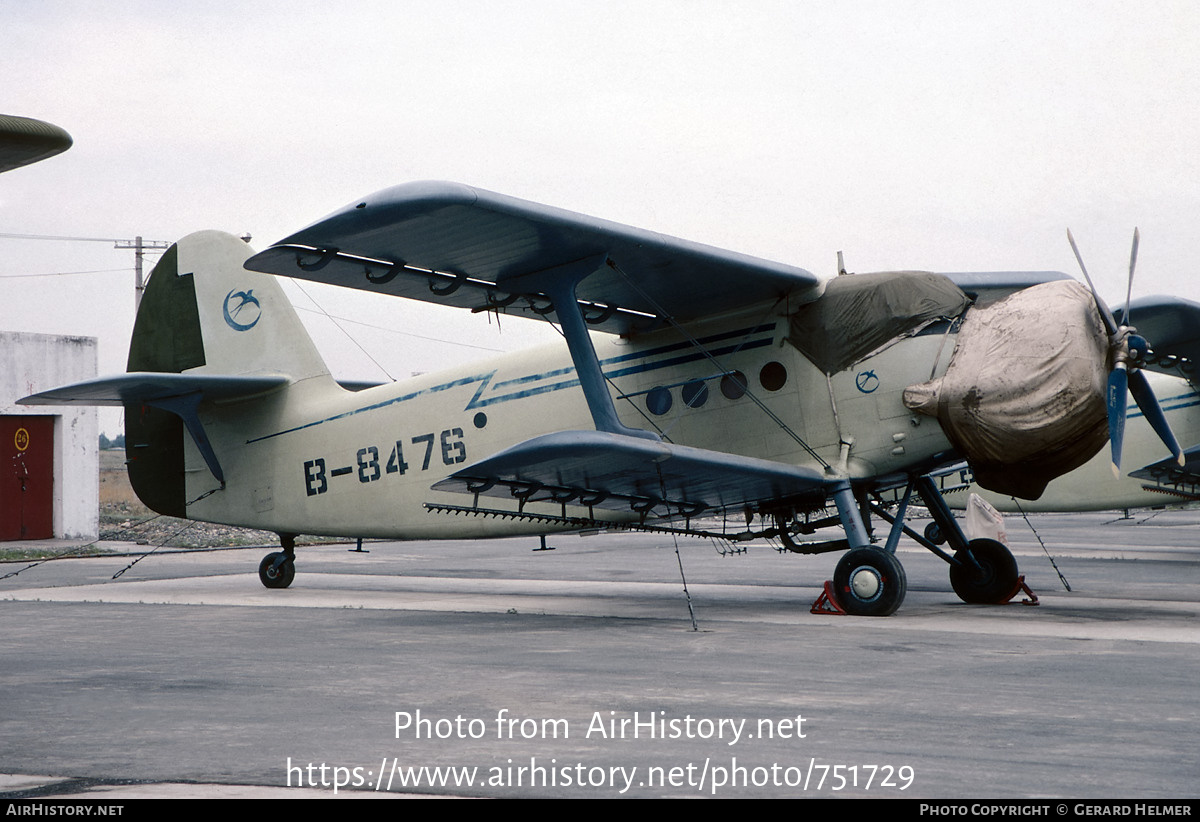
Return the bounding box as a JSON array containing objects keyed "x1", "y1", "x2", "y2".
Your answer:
[
  {"x1": 759, "y1": 361, "x2": 788, "y2": 391},
  {"x1": 646, "y1": 386, "x2": 673, "y2": 415},
  {"x1": 720, "y1": 371, "x2": 748, "y2": 400},
  {"x1": 681, "y1": 379, "x2": 709, "y2": 408}
]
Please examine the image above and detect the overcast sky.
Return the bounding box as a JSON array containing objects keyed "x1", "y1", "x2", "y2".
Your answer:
[{"x1": 4, "y1": 1, "x2": 1199, "y2": 435}]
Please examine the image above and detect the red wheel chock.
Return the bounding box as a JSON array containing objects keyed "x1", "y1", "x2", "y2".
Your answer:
[
  {"x1": 811, "y1": 576, "x2": 1040, "y2": 613},
  {"x1": 1010, "y1": 576, "x2": 1039, "y2": 606},
  {"x1": 810, "y1": 580, "x2": 847, "y2": 615}
]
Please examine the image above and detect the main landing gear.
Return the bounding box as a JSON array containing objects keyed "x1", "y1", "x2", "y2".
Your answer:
[
  {"x1": 908, "y1": 477, "x2": 1021, "y2": 605},
  {"x1": 813, "y1": 481, "x2": 906, "y2": 616},
  {"x1": 817, "y1": 476, "x2": 1021, "y2": 616},
  {"x1": 947, "y1": 537, "x2": 1019, "y2": 604},
  {"x1": 259, "y1": 533, "x2": 297, "y2": 589},
  {"x1": 832, "y1": 546, "x2": 908, "y2": 617}
]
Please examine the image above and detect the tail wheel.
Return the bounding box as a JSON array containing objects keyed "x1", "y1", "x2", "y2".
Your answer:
[
  {"x1": 833, "y1": 547, "x2": 907, "y2": 616},
  {"x1": 259, "y1": 551, "x2": 295, "y2": 589},
  {"x1": 949, "y1": 538, "x2": 1019, "y2": 604}
]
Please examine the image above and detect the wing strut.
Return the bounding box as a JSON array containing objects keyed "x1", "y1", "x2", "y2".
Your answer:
[
  {"x1": 830, "y1": 480, "x2": 871, "y2": 547},
  {"x1": 144, "y1": 392, "x2": 226, "y2": 488},
  {"x1": 522, "y1": 256, "x2": 660, "y2": 442},
  {"x1": 605, "y1": 258, "x2": 830, "y2": 468}
]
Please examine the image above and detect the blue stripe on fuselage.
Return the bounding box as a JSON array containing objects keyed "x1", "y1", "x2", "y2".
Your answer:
[{"x1": 247, "y1": 323, "x2": 777, "y2": 443}]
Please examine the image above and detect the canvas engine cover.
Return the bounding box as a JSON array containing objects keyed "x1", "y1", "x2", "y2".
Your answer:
[{"x1": 903, "y1": 280, "x2": 1109, "y2": 499}]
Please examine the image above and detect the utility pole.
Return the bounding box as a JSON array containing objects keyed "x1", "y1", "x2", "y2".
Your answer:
[
  {"x1": 0, "y1": 232, "x2": 171, "y2": 311},
  {"x1": 114, "y1": 236, "x2": 171, "y2": 310}
]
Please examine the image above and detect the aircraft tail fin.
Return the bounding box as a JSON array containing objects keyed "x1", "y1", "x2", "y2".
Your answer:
[
  {"x1": 119, "y1": 230, "x2": 332, "y2": 517},
  {"x1": 128, "y1": 230, "x2": 330, "y2": 381}
]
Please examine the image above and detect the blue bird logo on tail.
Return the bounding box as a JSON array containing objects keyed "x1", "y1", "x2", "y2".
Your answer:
[{"x1": 223, "y1": 289, "x2": 262, "y2": 331}]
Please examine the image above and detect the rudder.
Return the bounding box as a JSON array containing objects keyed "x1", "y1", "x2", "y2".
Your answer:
[{"x1": 125, "y1": 230, "x2": 331, "y2": 516}]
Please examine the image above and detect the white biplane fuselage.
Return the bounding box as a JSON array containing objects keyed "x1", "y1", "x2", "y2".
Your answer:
[
  {"x1": 185, "y1": 309, "x2": 954, "y2": 540},
  {"x1": 23, "y1": 182, "x2": 1200, "y2": 615}
]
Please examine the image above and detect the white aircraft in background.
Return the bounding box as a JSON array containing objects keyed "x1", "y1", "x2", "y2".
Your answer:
[
  {"x1": 21, "y1": 182, "x2": 1198, "y2": 615},
  {"x1": 958, "y1": 306, "x2": 1200, "y2": 515},
  {"x1": 955, "y1": 355, "x2": 1200, "y2": 508}
]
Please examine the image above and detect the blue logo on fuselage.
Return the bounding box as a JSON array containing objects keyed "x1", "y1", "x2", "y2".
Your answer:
[
  {"x1": 856, "y1": 370, "x2": 879, "y2": 393},
  {"x1": 223, "y1": 289, "x2": 261, "y2": 331}
]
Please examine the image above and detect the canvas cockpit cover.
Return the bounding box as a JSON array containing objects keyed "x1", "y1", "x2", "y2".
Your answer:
[
  {"x1": 903, "y1": 280, "x2": 1109, "y2": 500},
  {"x1": 787, "y1": 271, "x2": 971, "y2": 374}
]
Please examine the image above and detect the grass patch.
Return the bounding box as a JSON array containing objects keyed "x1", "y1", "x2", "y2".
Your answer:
[{"x1": 0, "y1": 545, "x2": 115, "y2": 562}]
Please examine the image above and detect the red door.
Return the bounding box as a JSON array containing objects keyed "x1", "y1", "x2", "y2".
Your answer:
[{"x1": 0, "y1": 416, "x2": 54, "y2": 540}]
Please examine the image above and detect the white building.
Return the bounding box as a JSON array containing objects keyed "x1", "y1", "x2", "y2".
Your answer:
[{"x1": 1, "y1": 331, "x2": 98, "y2": 540}]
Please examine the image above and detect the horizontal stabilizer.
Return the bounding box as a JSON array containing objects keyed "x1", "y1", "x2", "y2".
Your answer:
[
  {"x1": 19, "y1": 372, "x2": 288, "y2": 407},
  {"x1": 433, "y1": 430, "x2": 833, "y2": 519},
  {"x1": 245, "y1": 181, "x2": 822, "y2": 335},
  {"x1": 21, "y1": 372, "x2": 289, "y2": 488}
]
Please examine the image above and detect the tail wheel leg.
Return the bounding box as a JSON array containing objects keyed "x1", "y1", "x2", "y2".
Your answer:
[{"x1": 259, "y1": 533, "x2": 297, "y2": 589}]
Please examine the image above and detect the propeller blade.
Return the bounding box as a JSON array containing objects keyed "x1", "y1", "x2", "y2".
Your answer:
[
  {"x1": 1128, "y1": 369, "x2": 1186, "y2": 467},
  {"x1": 1068, "y1": 228, "x2": 1178, "y2": 477},
  {"x1": 1125, "y1": 227, "x2": 1139, "y2": 323},
  {"x1": 1067, "y1": 228, "x2": 1118, "y2": 336},
  {"x1": 1107, "y1": 365, "x2": 1128, "y2": 477}
]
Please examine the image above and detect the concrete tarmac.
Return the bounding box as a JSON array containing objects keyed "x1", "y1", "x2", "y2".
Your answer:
[{"x1": 1, "y1": 510, "x2": 1198, "y2": 799}]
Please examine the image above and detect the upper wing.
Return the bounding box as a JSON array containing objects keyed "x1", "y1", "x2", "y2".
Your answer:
[
  {"x1": 1115, "y1": 295, "x2": 1200, "y2": 377},
  {"x1": 944, "y1": 271, "x2": 1072, "y2": 306},
  {"x1": 244, "y1": 181, "x2": 822, "y2": 335}
]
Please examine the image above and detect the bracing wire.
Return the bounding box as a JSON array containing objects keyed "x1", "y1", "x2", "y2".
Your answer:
[
  {"x1": 1010, "y1": 497, "x2": 1071, "y2": 592},
  {"x1": 606, "y1": 259, "x2": 830, "y2": 469},
  {"x1": 289, "y1": 280, "x2": 396, "y2": 381}
]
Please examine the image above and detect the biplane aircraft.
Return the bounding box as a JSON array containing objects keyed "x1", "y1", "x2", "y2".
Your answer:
[{"x1": 21, "y1": 182, "x2": 1200, "y2": 615}]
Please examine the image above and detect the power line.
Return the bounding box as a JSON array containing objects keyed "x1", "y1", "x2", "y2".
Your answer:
[
  {"x1": 0, "y1": 232, "x2": 135, "y2": 242},
  {"x1": 291, "y1": 304, "x2": 508, "y2": 353},
  {"x1": 1, "y1": 231, "x2": 171, "y2": 310},
  {"x1": 0, "y1": 267, "x2": 130, "y2": 279}
]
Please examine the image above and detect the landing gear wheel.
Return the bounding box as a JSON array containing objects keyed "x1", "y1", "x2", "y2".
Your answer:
[
  {"x1": 949, "y1": 538, "x2": 1019, "y2": 604},
  {"x1": 924, "y1": 522, "x2": 945, "y2": 545},
  {"x1": 259, "y1": 551, "x2": 295, "y2": 589},
  {"x1": 833, "y1": 547, "x2": 907, "y2": 616}
]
